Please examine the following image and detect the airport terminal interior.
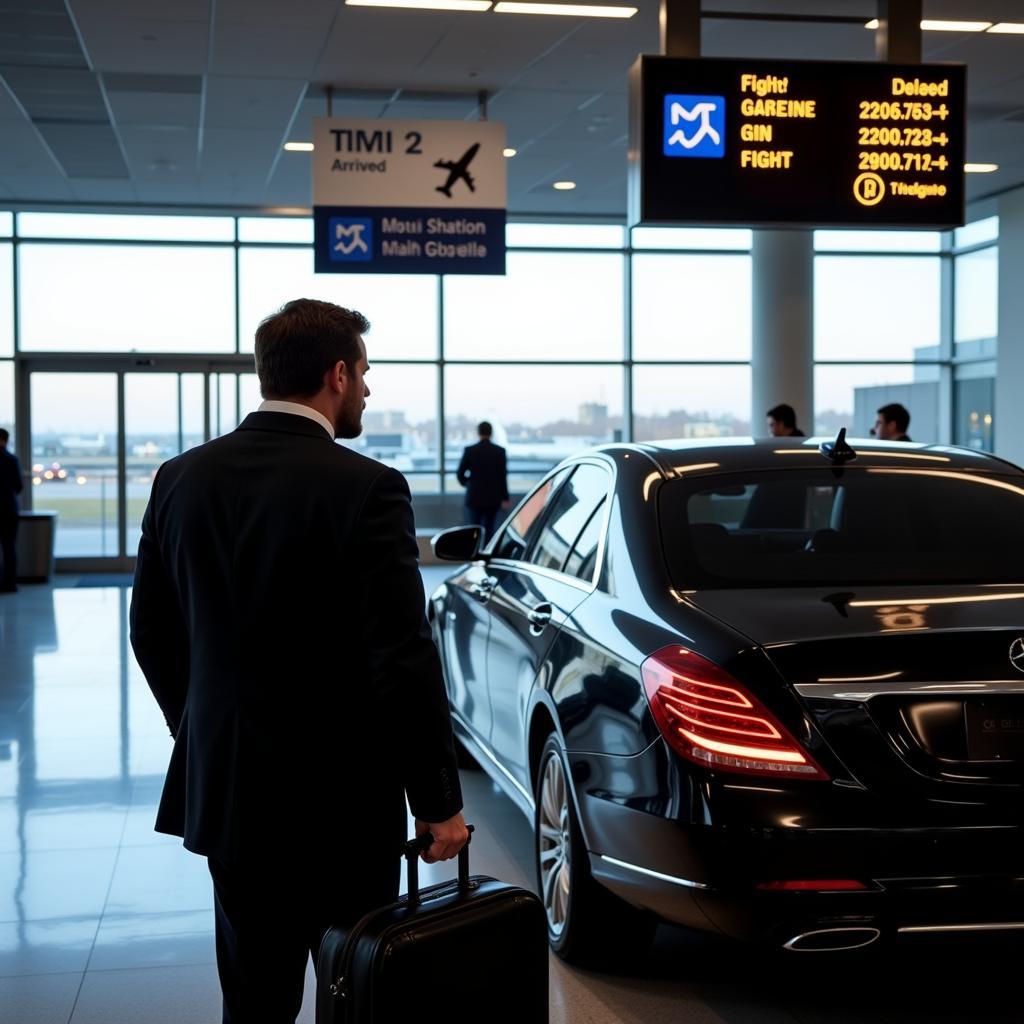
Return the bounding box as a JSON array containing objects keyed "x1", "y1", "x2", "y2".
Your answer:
[{"x1": 3, "y1": 0, "x2": 1024, "y2": 1021}]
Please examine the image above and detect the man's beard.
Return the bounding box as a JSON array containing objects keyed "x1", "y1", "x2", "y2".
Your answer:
[{"x1": 335, "y1": 398, "x2": 363, "y2": 440}]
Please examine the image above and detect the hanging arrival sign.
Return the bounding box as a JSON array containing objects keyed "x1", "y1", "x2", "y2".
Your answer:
[{"x1": 312, "y1": 117, "x2": 507, "y2": 275}]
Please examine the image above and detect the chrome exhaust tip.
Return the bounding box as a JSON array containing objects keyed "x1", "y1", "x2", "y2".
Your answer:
[{"x1": 783, "y1": 927, "x2": 881, "y2": 952}]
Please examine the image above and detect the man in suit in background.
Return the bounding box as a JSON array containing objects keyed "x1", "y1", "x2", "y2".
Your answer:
[
  {"x1": 130, "y1": 298, "x2": 468, "y2": 1024},
  {"x1": 0, "y1": 427, "x2": 22, "y2": 593},
  {"x1": 873, "y1": 402, "x2": 913, "y2": 442},
  {"x1": 765, "y1": 403, "x2": 805, "y2": 438},
  {"x1": 456, "y1": 421, "x2": 509, "y2": 543}
]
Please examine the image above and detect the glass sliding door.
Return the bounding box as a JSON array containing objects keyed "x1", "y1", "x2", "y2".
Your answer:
[
  {"x1": 30, "y1": 372, "x2": 119, "y2": 557},
  {"x1": 125, "y1": 373, "x2": 199, "y2": 554}
]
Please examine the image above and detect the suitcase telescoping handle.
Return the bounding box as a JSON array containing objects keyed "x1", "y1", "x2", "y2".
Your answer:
[{"x1": 402, "y1": 823, "x2": 475, "y2": 908}]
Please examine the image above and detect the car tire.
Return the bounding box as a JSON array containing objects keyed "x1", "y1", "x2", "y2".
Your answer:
[{"x1": 535, "y1": 734, "x2": 656, "y2": 968}]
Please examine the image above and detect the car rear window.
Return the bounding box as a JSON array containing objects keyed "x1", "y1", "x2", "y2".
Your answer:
[{"x1": 659, "y1": 467, "x2": 1024, "y2": 588}]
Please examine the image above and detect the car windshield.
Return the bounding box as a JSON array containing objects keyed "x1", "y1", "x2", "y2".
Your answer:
[{"x1": 659, "y1": 467, "x2": 1024, "y2": 588}]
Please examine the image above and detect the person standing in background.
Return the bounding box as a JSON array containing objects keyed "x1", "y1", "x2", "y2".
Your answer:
[
  {"x1": 456, "y1": 421, "x2": 509, "y2": 543},
  {"x1": 0, "y1": 428, "x2": 22, "y2": 593},
  {"x1": 766, "y1": 404, "x2": 805, "y2": 438},
  {"x1": 873, "y1": 403, "x2": 912, "y2": 442}
]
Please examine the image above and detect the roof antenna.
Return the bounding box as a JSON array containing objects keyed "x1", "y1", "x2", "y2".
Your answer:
[{"x1": 820, "y1": 427, "x2": 857, "y2": 464}]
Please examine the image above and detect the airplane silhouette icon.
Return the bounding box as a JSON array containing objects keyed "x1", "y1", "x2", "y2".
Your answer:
[{"x1": 434, "y1": 143, "x2": 479, "y2": 198}]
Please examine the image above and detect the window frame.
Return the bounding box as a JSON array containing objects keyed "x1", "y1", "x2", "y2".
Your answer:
[{"x1": 487, "y1": 456, "x2": 614, "y2": 592}]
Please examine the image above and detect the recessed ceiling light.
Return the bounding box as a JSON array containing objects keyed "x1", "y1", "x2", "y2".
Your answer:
[
  {"x1": 495, "y1": 1, "x2": 637, "y2": 17},
  {"x1": 989, "y1": 22, "x2": 1024, "y2": 33},
  {"x1": 922, "y1": 19, "x2": 992, "y2": 31},
  {"x1": 553, "y1": 180, "x2": 576, "y2": 190},
  {"x1": 284, "y1": 142, "x2": 315, "y2": 152},
  {"x1": 864, "y1": 18, "x2": 992, "y2": 32},
  {"x1": 346, "y1": 0, "x2": 493, "y2": 9},
  {"x1": 502, "y1": 147, "x2": 517, "y2": 157},
  {"x1": 965, "y1": 163, "x2": 999, "y2": 173}
]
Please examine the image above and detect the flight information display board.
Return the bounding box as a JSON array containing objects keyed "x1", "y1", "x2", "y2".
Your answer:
[{"x1": 628, "y1": 56, "x2": 966, "y2": 228}]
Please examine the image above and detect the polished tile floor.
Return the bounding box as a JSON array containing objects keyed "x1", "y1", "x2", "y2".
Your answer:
[{"x1": 1, "y1": 576, "x2": 1021, "y2": 1023}]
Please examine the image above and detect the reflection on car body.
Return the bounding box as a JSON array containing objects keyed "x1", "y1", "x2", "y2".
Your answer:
[{"x1": 430, "y1": 437, "x2": 1024, "y2": 961}]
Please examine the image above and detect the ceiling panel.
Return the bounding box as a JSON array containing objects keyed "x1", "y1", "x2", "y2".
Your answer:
[
  {"x1": 200, "y1": 126, "x2": 282, "y2": 202},
  {"x1": 70, "y1": 0, "x2": 210, "y2": 23},
  {"x1": 119, "y1": 125, "x2": 198, "y2": 176},
  {"x1": 103, "y1": 72, "x2": 202, "y2": 129},
  {"x1": 314, "y1": 9, "x2": 451, "y2": 86},
  {"x1": 217, "y1": 0, "x2": 339, "y2": 31},
  {"x1": 203, "y1": 76, "x2": 306, "y2": 130},
  {"x1": 0, "y1": 119, "x2": 66, "y2": 183},
  {"x1": 0, "y1": 0, "x2": 1017, "y2": 212},
  {"x1": 704, "y1": 20, "x2": 873, "y2": 61},
  {"x1": 418, "y1": 16, "x2": 579, "y2": 85},
  {"x1": 41, "y1": 122, "x2": 129, "y2": 178},
  {"x1": 511, "y1": 16, "x2": 657, "y2": 93},
  {"x1": 74, "y1": 16, "x2": 210, "y2": 74},
  {"x1": 209, "y1": 23, "x2": 327, "y2": 78},
  {"x1": 69, "y1": 176, "x2": 139, "y2": 200},
  {"x1": 134, "y1": 170, "x2": 204, "y2": 203}
]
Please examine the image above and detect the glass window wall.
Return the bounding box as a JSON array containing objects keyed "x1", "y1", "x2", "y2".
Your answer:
[
  {"x1": 30, "y1": 373, "x2": 119, "y2": 557},
  {"x1": 19, "y1": 244, "x2": 236, "y2": 353},
  {"x1": 954, "y1": 247, "x2": 997, "y2": 347},
  {"x1": 443, "y1": 252, "x2": 624, "y2": 361},
  {"x1": 0, "y1": 244, "x2": 11, "y2": 357},
  {"x1": 0, "y1": 212, "x2": 971, "y2": 561},
  {"x1": 632, "y1": 254, "x2": 751, "y2": 361},
  {"x1": 814, "y1": 364, "x2": 939, "y2": 440},
  {"x1": 633, "y1": 365, "x2": 752, "y2": 440},
  {"x1": 238, "y1": 247, "x2": 437, "y2": 359},
  {"x1": 814, "y1": 255, "x2": 941, "y2": 362}
]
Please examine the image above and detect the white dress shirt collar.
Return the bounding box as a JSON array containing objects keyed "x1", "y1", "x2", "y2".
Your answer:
[{"x1": 257, "y1": 400, "x2": 335, "y2": 440}]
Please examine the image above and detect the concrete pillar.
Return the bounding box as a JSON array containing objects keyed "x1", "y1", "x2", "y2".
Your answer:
[
  {"x1": 751, "y1": 230, "x2": 815, "y2": 437},
  {"x1": 995, "y1": 186, "x2": 1024, "y2": 466}
]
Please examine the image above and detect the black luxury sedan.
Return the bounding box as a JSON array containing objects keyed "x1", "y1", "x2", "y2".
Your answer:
[{"x1": 428, "y1": 435, "x2": 1024, "y2": 960}]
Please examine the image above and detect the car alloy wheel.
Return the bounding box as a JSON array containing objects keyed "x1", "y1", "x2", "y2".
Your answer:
[{"x1": 538, "y1": 748, "x2": 571, "y2": 937}]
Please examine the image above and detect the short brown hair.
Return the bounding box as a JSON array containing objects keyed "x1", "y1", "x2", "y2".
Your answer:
[
  {"x1": 254, "y1": 298, "x2": 369, "y2": 399},
  {"x1": 877, "y1": 402, "x2": 910, "y2": 433}
]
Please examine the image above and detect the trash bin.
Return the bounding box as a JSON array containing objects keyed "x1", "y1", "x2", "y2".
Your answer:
[{"x1": 16, "y1": 511, "x2": 58, "y2": 583}]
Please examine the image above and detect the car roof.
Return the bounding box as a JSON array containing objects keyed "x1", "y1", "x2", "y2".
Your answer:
[{"x1": 586, "y1": 436, "x2": 1023, "y2": 482}]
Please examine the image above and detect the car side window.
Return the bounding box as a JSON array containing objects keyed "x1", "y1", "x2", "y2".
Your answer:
[
  {"x1": 527, "y1": 464, "x2": 610, "y2": 578},
  {"x1": 563, "y1": 496, "x2": 607, "y2": 582},
  {"x1": 492, "y1": 468, "x2": 571, "y2": 562}
]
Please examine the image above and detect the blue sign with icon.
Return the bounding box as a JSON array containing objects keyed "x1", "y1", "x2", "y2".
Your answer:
[
  {"x1": 315, "y1": 206, "x2": 505, "y2": 274},
  {"x1": 663, "y1": 94, "x2": 726, "y2": 158},
  {"x1": 327, "y1": 217, "x2": 374, "y2": 262}
]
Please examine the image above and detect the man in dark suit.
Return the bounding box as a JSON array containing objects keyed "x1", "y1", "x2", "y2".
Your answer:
[
  {"x1": 873, "y1": 402, "x2": 912, "y2": 442},
  {"x1": 130, "y1": 299, "x2": 468, "y2": 1024},
  {"x1": 0, "y1": 427, "x2": 22, "y2": 593},
  {"x1": 456, "y1": 421, "x2": 509, "y2": 543}
]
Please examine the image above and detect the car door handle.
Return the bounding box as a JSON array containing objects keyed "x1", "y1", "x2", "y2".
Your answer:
[
  {"x1": 527, "y1": 603, "x2": 553, "y2": 631},
  {"x1": 470, "y1": 575, "x2": 498, "y2": 601}
]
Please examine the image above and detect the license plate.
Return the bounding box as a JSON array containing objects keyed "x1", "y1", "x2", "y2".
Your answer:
[{"x1": 965, "y1": 700, "x2": 1024, "y2": 761}]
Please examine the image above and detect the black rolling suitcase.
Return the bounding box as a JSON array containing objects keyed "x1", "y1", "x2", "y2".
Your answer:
[{"x1": 315, "y1": 826, "x2": 548, "y2": 1023}]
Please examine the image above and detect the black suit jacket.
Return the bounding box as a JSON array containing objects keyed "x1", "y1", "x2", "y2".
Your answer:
[
  {"x1": 456, "y1": 440, "x2": 509, "y2": 510},
  {"x1": 0, "y1": 448, "x2": 22, "y2": 521},
  {"x1": 130, "y1": 411, "x2": 462, "y2": 862}
]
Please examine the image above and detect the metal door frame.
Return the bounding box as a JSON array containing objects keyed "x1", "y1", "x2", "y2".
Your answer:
[{"x1": 17, "y1": 352, "x2": 256, "y2": 572}]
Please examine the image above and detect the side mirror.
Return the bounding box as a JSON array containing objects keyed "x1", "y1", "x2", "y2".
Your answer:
[{"x1": 431, "y1": 525, "x2": 483, "y2": 562}]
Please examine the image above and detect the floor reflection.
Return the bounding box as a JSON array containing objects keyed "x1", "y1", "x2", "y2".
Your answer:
[{"x1": 0, "y1": 580, "x2": 1021, "y2": 1023}]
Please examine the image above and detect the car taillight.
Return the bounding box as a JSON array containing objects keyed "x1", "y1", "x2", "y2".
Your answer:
[
  {"x1": 641, "y1": 646, "x2": 829, "y2": 780},
  {"x1": 756, "y1": 880, "x2": 867, "y2": 892}
]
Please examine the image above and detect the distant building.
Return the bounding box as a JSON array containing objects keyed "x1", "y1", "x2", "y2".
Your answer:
[{"x1": 578, "y1": 403, "x2": 608, "y2": 428}]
